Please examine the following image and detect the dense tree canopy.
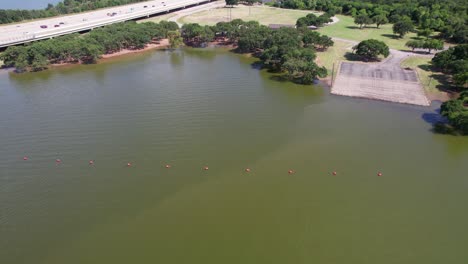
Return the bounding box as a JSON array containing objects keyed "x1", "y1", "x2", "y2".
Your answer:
[
  {"x1": 392, "y1": 16, "x2": 414, "y2": 37},
  {"x1": 372, "y1": 14, "x2": 388, "y2": 28},
  {"x1": 354, "y1": 14, "x2": 373, "y2": 29},
  {"x1": 432, "y1": 44, "x2": 468, "y2": 88},
  {"x1": 296, "y1": 13, "x2": 332, "y2": 28},
  {"x1": 353, "y1": 39, "x2": 390, "y2": 61},
  {"x1": 1, "y1": 16, "x2": 333, "y2": 85},
  {"x1": 440, "y1": 91, "x2": 468, "y2": 134},
  {"x1": 0, "y1": 21, "x2": 178, "y2": 71},
  {"x1": 206, "y1": 19, "x2": 333, "y2": 84},
  {"x1": 405, "y1": 39, "x2": 443, "y2": 53},
  {"x1": 277, "y1": 0, "x2": 467, "y2": 44}
]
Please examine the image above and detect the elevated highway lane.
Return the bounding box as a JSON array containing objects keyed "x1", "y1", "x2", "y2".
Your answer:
[{"x1": 0, "y1": 0, "x2": 216, "y2": 48}]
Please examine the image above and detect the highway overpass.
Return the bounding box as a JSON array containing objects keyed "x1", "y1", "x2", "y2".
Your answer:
[{"x1": 0, "y1": 0, "x2": 217, "y2": 48}]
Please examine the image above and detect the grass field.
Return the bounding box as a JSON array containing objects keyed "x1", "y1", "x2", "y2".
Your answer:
[
  {"x1": 316, "y1": 40, "x2": 353, "y2": 74},
  {"x1": 400, "y1": 56, "x2": 449, "y2": 97},
  {"x1": 138, "y1": 13, "x2": 177, "y2": 23},
  {"x1": 318, "y1": 15, "x2": 419, "y2": 50},
  {"x1": 179, "y1": 5, "x2": 318, "y2": 26}
]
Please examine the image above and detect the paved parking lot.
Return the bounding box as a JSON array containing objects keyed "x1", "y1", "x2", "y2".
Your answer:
[{"x1": 331, "y1": 52, "x2": 430, "y2": 106}]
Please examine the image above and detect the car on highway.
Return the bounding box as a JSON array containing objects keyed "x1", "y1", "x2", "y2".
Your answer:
[
  {"x1": 40, "y1": 25, "x2": 48, "y2": 29},
  {"x1": 144, "y1": 5, "x2": 148, "y2": 8},
  {"x1": 59, "y1": 22, "x2": 65, "y2": 25},
  {"x1": 54, "y1": 25, "x2": 60, "y2": 27}
]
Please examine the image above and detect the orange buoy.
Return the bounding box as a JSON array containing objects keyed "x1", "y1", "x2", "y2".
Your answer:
[
  {"x1": 377, "y1": 172, "x2": 383, "y2": 177},
  {"x1": 56, "y1": 159, "x2": 61, "y2": 163},
  {"x1": 165, "y1": 164, "x2": 171, "y2": 169},
  {"x1": 203, "y1": 166, "x2": 209, "y2": 171},
  {"x1": 245, "y1": 168, "x2": 251, "y2": 173},
  {"x1": 23, "y1": 156, "x2": 28, "y2": 161},
  {"x1": 89, "y1": 160, "x2": 94, "y2": 165},
  {"x1": 127, "y1": 162, "x2": 132, "y2": 167},
  {"x1": 288, "y1": 170, "x2": 294, "y2": 174},
  {"x1": 332, "y1": 171, "x2": 337, "y2": 176}
]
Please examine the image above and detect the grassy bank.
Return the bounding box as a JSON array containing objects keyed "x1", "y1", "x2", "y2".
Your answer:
[
  {"x1": 315, "y1": 40, "x2": 353, "y2": 74},
  {"x1": 318, "y1": 15, "x2": 419, "y2": 50},
  {"x1": 179, "y1": 5, "x2": 318, "y2": 26},
  {"x1": 400, "y1": 56, "x2": 450, "y2": 100}
]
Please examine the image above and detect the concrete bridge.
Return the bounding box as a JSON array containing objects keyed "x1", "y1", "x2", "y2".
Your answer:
[{"x1": 0, "y1": 0, "x2": 216, "y2": 48}]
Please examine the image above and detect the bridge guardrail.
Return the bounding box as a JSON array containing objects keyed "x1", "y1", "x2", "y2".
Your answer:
[{"x1": 0, "y1": 0, "x2": 213, "y2": 47}]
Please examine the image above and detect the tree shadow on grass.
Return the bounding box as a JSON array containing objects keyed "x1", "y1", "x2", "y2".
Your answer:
[
  {"x1": 343, "y1": 52, "x2": 381, "y2": 62},
  {"x1": 417, "y1": 64, "x2": 460, "y2": 94},
  {"x1": 381, "y1": 33, "x2": 399, "y2": 39},
  {"x1": 399, "y1": 49, "x2": 431, "y2": 55},
  {"x1": 345, "y1": 26, "x2": 361, "y2": 30},
  {"x1": 343, "y1": 52, "x2": 362, "y2": 61}
]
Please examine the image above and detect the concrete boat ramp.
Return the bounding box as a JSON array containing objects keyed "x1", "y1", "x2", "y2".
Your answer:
[{"x1": 331, "y1": 51, "x2": 430, "y2": 106}]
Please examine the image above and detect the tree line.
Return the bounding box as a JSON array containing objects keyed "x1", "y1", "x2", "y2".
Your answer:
[
  {"x1": 1, "y1": 17, "x2": 334, "y2": 84},
  {"x1": 433, "y1": 44, "x2": 468, "y2": 134},
  {"x1": 0, "y1": 0, "x2": 149, "y2": 24},
  {"x1": 440, "y1": 91, "x2": 468, "y2": 135},
  {"x1": 181, "y1": 19, "x2": 333, "y2": 84},
  {"x1": 276, "y1": 0, "x2": 467, "y2": 44},
  {"x1": 0, "y1": 21, "x2": 179, "y2": 71}
]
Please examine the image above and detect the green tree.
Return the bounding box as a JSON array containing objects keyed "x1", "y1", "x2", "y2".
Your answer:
[
  {"x1": 453, "y1": 72, "x2": 468, "y2": 88},
  {"x1": 0, "y1": 46, "x2": 25, "y2": 67},
  {"x1": 417, "y1": 28, "x2": 433, "y2": 39},
  {"x1": 440, "y1": 92, "x2": 468, "y2": 134},
  {"x1": 282, "y1": 49, "x2": 327, "y2": 84},
  {"x1": 353, "y1": 39, "x2": 390, "y2": 61},
  {"x1": 181, "y1": 23, "x2": 204, "y2": 44},
  {"x1": 225, "y1": 0, "x2": 238, "y2": 6},
  {"x1": 393, "y1": 17, "x2": 414, "y2": 37},
  {"x1": 167, "y1": 31, "x2": 183, "y2": 49},
  {"x1": 405, "y1": 40, "x2": 423, "y2": 51},
  {"x1": 432, "y1": 44, "x2": 468, "y2": 89},
  {"x1": 372, "y1": 14, "x2": 388, "y2": 28},
  {"x1": 354, "y1": 14, "x2": 372, "y2": 29},
  {"x1": 422, "y1": 39, "x2": 443, "y2": 54}
]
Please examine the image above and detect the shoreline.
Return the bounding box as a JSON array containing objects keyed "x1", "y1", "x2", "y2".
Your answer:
[
  {"x1": 2, "y1": 40, "x2": 451, "y2": 104},
  {"x1": 101, "y1": 39, "x2": 170, "y2": 59},
  {"x1": 49, "y1": 39, "x2": 170, "y2": 69}
]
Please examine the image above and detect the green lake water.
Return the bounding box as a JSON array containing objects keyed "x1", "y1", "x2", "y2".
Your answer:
[{"x1": 1, "y1": 48, "x2": 467, "y2": 263}]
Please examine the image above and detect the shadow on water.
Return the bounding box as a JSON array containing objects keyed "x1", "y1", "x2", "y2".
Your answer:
[
  {"x1": 422, "y1": 108, "x2": 446, "y2": 125},
  {"x1": 421, "y1": 107, "x2": 464, "y2": 136}
]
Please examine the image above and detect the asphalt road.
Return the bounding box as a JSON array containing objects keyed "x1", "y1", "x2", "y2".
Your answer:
[{"x1": 0, "y1": 0, "x2": 212, "y2": 46}]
